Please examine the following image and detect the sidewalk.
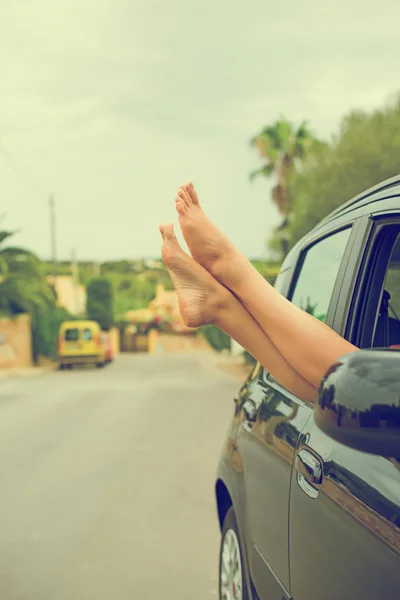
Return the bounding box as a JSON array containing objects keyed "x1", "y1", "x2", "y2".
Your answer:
[{"x1": 0, "y1": 366, "x2": 53, "y2": 381}]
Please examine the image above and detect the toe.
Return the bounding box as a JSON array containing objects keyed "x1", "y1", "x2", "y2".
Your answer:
[
  {"x1": 175, "y1": 199, "x2": 187, "y2": 216},
  {"x1": 186, "y1": 182, "x2": 200, "y2": 205},
  {"x1": 178, "y1": 186, "x2": 192, "y2": 207},
  {"x1": 162, "y1": 222, "x2": 175, "y2": 240}
]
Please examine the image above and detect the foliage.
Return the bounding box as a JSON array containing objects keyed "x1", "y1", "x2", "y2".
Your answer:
[
  {"x1": 31, "y1": 305, "x2": 72, "y2": 362},
  {"x1": 135, "y1": 316, "x2": 172, "y2": 334},
  {"x1": 41, "y1": 259, "x2": 172, "y2": 319},
  {"x1": 0, "y1": 275, "x2": 54, "y2": 315},
  {"x1": 86, "y1": 277, "x2": 114, "y2": 330},
  {"x1": 0, "y1": 230, "x2": 74, "y2": 362},
  {"x1": 0, "y1": 231, "x2": 55, "y2": 316},
  {"x1": 286, "y1": 96, "x2": 400, "y2": 248},
  {"x1": 242, "y1": 349, "x2": 257, "y2": 365},
  {"x1": 198, "y1": 325, "x2": 231, "y2": 352},
  {"x1": 250, "y1": 119, "x2": 321, "y2": 216},
  {"x1": 251, "y1": 260, "x2": 281, "y2": 286},
  {"x1": 113, "y1": 277, "x2": 157, "y2": 319}
]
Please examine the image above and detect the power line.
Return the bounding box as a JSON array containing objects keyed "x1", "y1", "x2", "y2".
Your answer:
[
  {"x1": 0, "y1": 140, "x2": 58, "y2": 268},
  {"x1": 0, "y1": 140, "x2": 44, "y2": 196}
]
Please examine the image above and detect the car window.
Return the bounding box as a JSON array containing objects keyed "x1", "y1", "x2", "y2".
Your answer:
[
  {"x1": 65, "y1": 328, "x2": 79, "y2": 342},
  {"x1": 349, "y1": 221, "x2": 400, "y2": 349},
  {"x1": 373, "y1": 232, "x2": 400, "y2": 347},
  {"x1": 290, "y1": 228, "x2": 351, "y2": 323},
  {"x1": 383, "y1": 234, "x2": 400, "y2": 315},
  {"x1": 82, "y1": 328, "x2": 93, "y2": 341}
]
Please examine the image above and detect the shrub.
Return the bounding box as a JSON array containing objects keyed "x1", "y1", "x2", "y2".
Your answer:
[
  {"x1": 198, "y1": 325, "x2": 231, "y2": 352},
  {"x1": 242, "y1": 349, "x2": 257, "y2": 365},
  {"x1": 31, "y1": 305, "x2": 72, "y2": 362},
  {"x1": 86, "y1": 277, "x2": 114, "y2": 330}
]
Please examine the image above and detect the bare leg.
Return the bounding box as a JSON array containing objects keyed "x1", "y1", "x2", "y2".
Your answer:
[
  {"x1": 160, "y1": 223, "x2": 316, "y2": 403},
  {"x1": 175, "y1": 182, "x2": 357, "y2": 388}
]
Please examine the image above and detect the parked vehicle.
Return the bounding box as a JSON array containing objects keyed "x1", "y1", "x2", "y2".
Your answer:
[
  {"x1": 58, "y1": 320, "x2": 106, "y2": 369},
  {"x1": 215, "y1": 175, "x2": 400, "y2": 599},
  {"x1": 100, "y1": 331, "x2": 113, "y2": 364}
]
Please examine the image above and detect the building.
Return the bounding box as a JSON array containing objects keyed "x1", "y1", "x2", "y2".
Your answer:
[{"x1": 47, "y1": 276, "x2": 86, "y2": 315}]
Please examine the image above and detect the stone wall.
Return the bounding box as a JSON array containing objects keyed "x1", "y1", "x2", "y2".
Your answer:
[
  {"x1": 0, "y1": 314, "x2": 32, "y2": 370},
  {"x1": 109, "y1": 327, "x2": 120, "y2": 355}
]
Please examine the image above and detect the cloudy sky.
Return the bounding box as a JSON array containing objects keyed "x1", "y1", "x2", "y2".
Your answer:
[{"x1": 1, "y1": 0, "x2": 400, "y2": 261}]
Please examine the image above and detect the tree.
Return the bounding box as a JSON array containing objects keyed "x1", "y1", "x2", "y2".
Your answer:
[
  {"x1": 86, "y1": 276, "x2": 114, "y2": 330},
  {"x1": 286, "y1": 95, "x2": 400, "y2": 249},
  {"x1": 198, "y1": 324, "x2": 231, "y2": 352},
  {"x1": 250, "y1": 119, "x2": 321, "y2": 257},
  {"x1": 0, "y1": 231, "x2": 54, "y2": 315}
]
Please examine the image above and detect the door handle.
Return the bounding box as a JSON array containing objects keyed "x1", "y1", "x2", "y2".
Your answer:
[
  {"x1": 242, "y1": 399, "x2": 258, "y2": 431},
  {"x1": 296, "y1": 449, "x2": 323, "y2": 485},
  {"x1": 295, "y1": 448, "x2": 323, "y2": 499}
]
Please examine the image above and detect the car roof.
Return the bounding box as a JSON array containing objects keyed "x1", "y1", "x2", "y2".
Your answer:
[
  {"x1": 281, "y1": 174, "x2": 400, "y2": 269},
  {"x1": 319, "y1": 173, "x2": 400, "y2": 225}
]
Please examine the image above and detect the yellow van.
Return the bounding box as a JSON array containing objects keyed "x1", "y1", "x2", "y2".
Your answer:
[{"x1": 58, "y1": 320, "x2": 106, "y2": 369}]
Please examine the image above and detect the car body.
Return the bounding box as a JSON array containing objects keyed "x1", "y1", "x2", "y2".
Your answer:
[
  {"x1": 58, "y1": 320, "x2": 106, "y2": 369},
  {"x1": 100, "y1": 331, "x2": 113, "y2": 364},
  {"x1": 215, "y1": 175, "x2": 400, "y2": 599}
]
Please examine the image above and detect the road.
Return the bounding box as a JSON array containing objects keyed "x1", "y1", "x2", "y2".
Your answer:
[{"x1": 0, "y1": 353, "x2": 240, "y2": 600}]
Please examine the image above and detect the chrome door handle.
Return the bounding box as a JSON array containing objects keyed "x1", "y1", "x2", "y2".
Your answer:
[
  {"x1": 242, "y1": 399, "x2": 258, "y2": 431},
  {"x1": 296, "y1": 449, "x2": 323, "y2": 485},
  {"x1": 295, "y1": 448, "x2": 323, "y2": 499}
]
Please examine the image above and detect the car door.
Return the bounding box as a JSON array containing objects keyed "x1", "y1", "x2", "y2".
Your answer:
[
  {"x1": 290, "y1": 213, "x2": 400, "y2": 600},
  {"x1": 237, "y1": 224, "x2": 355, "y2": 600}
]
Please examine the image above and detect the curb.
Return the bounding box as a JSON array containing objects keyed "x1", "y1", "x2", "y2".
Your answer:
[{"x1": 0, "y1": 367, "x2": 54, "y2": 381}]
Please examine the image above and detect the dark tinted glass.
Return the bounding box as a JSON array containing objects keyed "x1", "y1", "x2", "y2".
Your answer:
[
  {"x1": 65, "y1": 328, "x2": 79, "y2": 342},
  {"x1": 291, "y1": 228, "x2": 351, "y2": 323},
  {"x1": 82, "y1": 328, "x2": 93, "y2": 341},
  {"x1": 374, "y1": 232, "x2": 400, "y2": 347}
]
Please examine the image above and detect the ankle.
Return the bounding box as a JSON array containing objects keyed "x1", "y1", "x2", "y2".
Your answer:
[{"x1": 211, "y1": 288, "x2": 233, "y2": 326}]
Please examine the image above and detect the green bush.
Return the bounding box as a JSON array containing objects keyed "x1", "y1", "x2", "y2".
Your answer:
[
  {"x1": 86, "y1": 277, "x2": 114, "y2": 330},
  {"x1": 251, "y1": 261, "x2": 281, "y2": 286},
  {"x1": 242, "y1": 350, "x2": 257, "y2": 365},
  {"x1": 198, "y1": 325, "x2": 231, "y2": 352},
  {"x1": 31, "y1": 305, "x2": 72, "y2": 362},
  {"x1": 113, "y1": 275, "x2": 157, "y2": 319}
]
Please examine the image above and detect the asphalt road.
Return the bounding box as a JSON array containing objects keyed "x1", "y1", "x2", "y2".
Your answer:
[{"x1": 0, "y1": 353, "x2": 240, "y2": 600}]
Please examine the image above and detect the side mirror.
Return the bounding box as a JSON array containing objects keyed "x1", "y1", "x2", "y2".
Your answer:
[{"x1": 314, "y1": 349, "x2": 400, "y2": 456}]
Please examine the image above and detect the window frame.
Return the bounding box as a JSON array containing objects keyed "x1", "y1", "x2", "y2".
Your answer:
[
  {"x1": 265, "y1": 219, "x2": 361, "y2": 396},
  {"x1": 345, "y1": 215, "x2": 400, "y2": 348}
]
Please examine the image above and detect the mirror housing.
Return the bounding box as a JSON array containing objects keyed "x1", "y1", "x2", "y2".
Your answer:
[{"x1": 314, "y1": 349, "x2": 400, "y2": 456}]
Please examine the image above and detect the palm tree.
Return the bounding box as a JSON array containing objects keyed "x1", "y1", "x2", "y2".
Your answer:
[
  {"x1": 250, "y1": 119, "x2": 318, "y2": 256},
  {"x1": 0, "y1": 231, "x2": 54, "y2": 316}
]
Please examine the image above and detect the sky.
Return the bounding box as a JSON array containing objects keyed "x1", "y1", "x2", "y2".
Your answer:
[{"x1": 1, "y1": 0, "x2": 400, "y2": 261}]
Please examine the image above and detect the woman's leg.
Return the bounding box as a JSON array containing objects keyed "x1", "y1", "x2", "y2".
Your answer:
[
  {"x1": 175, "y1": 183, "x2": 357, "y2": 388},
  {"x1": 160, "y1": 223, "x2": 317, "y2": 403}
]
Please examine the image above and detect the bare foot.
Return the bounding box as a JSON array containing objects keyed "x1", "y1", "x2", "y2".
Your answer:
[
  {"x1": 159, "y1": 222, "x2": 230, "y2": 328},
  {"x1": 175, "y1": 182, "x2": 252, "y2": 291}
]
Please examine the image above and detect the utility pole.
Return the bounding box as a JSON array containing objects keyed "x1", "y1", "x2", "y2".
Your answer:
[
  {"x1": 71, "y1": 247, "x2": 80, "y2": 314},
  {"x1": 49, "y1": 195, "x2": 57, "y2": 287}
]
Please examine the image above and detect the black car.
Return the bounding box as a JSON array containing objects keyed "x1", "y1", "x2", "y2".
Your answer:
[{"x1": 215, "y1": 175, "x2": 400, "y2": 599}]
